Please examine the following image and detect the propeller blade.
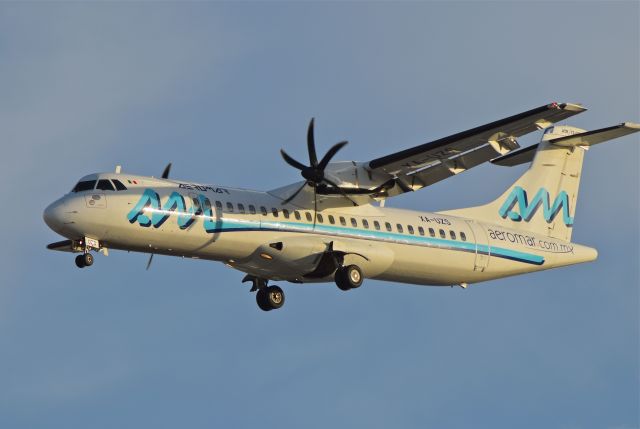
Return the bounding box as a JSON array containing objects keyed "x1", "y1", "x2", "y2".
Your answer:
[
  {"x1": 161, "y1": 163, "x2": 172, "y2": 179},
  {"x1": 318, "y1": 140, "x2": 348, "y2": 171},
  {"x1": 146, "y1": 253, "x2": 154, "y2": 271},
  {"x1": 307, "y1": 118, "x2": 318, "y2": 167},
  {"x1": 281, "y1": 182, "x2": 308, "y2": 205},
  {"x1": 313, "y1": 184, "x2": 317, "y2": 229},
  {"x1": 280, "y1": 149, "x2": 307, "y2": 171},
  {"x1": 322, "y1": 177, "x2": 358, "y2": 206}
]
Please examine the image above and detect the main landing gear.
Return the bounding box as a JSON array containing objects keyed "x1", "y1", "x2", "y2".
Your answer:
[
  {"x1": 243, "y1": 276, "x2": 286, "y2": 312},
  {"x1": 335, "y1": 264, "x2": 363, "y2": 291}
]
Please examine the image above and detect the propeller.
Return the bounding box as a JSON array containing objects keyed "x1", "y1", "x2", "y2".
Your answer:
[
  {"x1": 147, "y1": 162, "x2": 172, "y2": 270},
  {"x1": 280, "y1": 119, "x2": 357, "y2": 212}
]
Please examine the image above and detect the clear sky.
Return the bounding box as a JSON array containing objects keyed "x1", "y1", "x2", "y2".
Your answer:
[{"x1": 0, "y1": 2, "x2": 638, "y2": 428}]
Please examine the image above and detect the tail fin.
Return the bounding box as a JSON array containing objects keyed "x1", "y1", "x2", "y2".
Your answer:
[{"x1": 441, "y1": 122, "x2": 640, "y2": 241}]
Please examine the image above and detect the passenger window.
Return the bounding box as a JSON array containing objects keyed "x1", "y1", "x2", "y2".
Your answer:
[
  {"x1": 96, "y1": 179, "x2": 115, "y2": 191},
  {"x1": 351, "y1": 218, "x2": 357, "y2": 228},
  {"x1": 226, "y1": 202, "x2": 234, "y2": 213},
  {"x1": 385, "y1": 222, "x2": 392, "y2": 232},
  {"x1": 429, "y1": 228, "x2": 435, "y2": 237},
  {"x1": 317, "y1": 214, "x2": 324, "y2": 223},
  {"x1": 249, "y1": 205, "x2": 256, "y2": 215},
  {"x1": 396, "y1": 224, "x2": 404, "y2": 233},
  {"x1": 260, "y1": 206, "x2": 268, "y2": 216},
  {"x1": 237, "y1": 203, "x2": 245, "y2": 214},
  {"x1": 362, "y1": 219, "x2": 369, "y2": 229},
  {"x1": 112, "y1": 179, "x2": 128, "y2": 191},
  {"x1": 294, "y1": 211, "x2": 301, "y2": 220},
  {"x1": 339, "y1": 216, "x2": 346, "y2": 226},
  {"x1": 282, "y1": 209, "x2": 290, "y2": 219},
  {"x1": 215, "y1": 201, "x2": 223, "y2": 211},
  {"x1": 271, "y1": 208, "x2": 279, "y2": 218},
  {"x1": 450, "y1": 231, "x2": 456, "y2": 240},
  {"x1": 460, "y1": 232, "x2": 467, "y2": 241},
  {"x1": 374, "y1": 221, "x2": 381, "y2": 230},
  {"x1": 306, "y1": 212, "x2": 313, "y2": 222},
  {"x1": 418, "y1": 226, "x2": 425, "y2": 236},
  {"x1": 328, "y1": 215, "x2": 335, "y2": 224},
  {"x1": 439, "y1": 229, "x2": 446, "y2": 239},
  {"x1": 408, "y1": 225, "x2": 414, "y2": 235},
  {"x1": 72, "y1": 180, "x2": 96, "y2": 192}
]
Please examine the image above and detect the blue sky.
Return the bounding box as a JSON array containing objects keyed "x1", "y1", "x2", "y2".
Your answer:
[{"x1": 0, "y1": 2, "x2": 638, "y2": 428}]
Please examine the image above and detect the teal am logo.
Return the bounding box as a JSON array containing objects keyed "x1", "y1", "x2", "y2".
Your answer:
[{"x1": 498, "y1": 186, "x2": 574, "y2": 226}]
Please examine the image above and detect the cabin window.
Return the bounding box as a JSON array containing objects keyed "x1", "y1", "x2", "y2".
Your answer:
[
  {"x1": 317, "y1": 214, "x2": 324, "y2": 223},
  {"x1": 260, "y1": 206, "x2": 268, "y2": 216},
  {"x1": 306, "y1": 212, "x2": 313, "y2": 222},
  {"x1": 328, "y1": 215, "x2": 335, "y2": 224},
  {"x1": 112, "y1": 179, "x2": 128, "y2": 191},
  {"x1": 351, "y1": 218, "x2": 358, "y2": 228},
  {"x1": 294, "y1": 211, "x2": 301, "y2": 220},
  {"x1": 215, "y1": 201, "x2": 223, "y2": 211},
  {"x1": 385, "y1": 222, "x2": 392, "y2": 232},
  {"x1": 418, "y1": 226, "x2": 425, "y2": 236},
  {"x1": 226, "y1": 202, "x2": 234, "y2": 213},
  {"x1": 248, "y1": 205, "x2": 256, "y2": 214},
  {"x1": 450, "y1": 231, "x2": 456, "y2": 240},
  {"x1": 203, "y1": 198, "x2": 213, "y2": 213},
  {"x1": 362, "y1": 219, "x2": 369, "y2": 229},
  {"x1": 374, "y1": 220, "x2": 381, "y2": 230},
  {"x1": 429, "y1": 228, "x2": 435, "y2": 237},
  {"x1": 96, "y1": 179, "x2": 115, "y2": 191},
  {"x1": 408, "y1": 225, "x2": 415, "y2": 235},
  {"x1": 439, "y1": 229, "x2": 446, "y2": 239},
  {"x1": 72, "y1": 180, "x2": 96, "y2": 192},
  {"x1": 192, "y1": 197, "x2": 201, "y2": 211},
  {"x1": 282, "y1": 209, "x2": 290, "y2": 219},
  {"x1": 460, "y1": 232, "x2": 467, "y2": 241},
  {"x1": 396, "y1": 224, "x2": 404, "y2": 233},
  {"x1": 339, "y1": 216, "x2": 346, "y2": 226},
  {"x1": 271, "y1": 208, "x2": 279, "y2": 217},
  {"x1": 237, "y1": 203, "x2": 245, "y2": 214}
]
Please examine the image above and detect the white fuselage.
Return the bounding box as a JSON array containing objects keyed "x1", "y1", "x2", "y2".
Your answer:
[{"x1": 43, "y1": 173, "x2": 597, "y2": 287}]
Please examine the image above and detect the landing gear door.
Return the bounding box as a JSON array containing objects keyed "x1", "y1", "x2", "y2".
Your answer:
[{"x1": 465, "y1": 220, "x2": 490, "y2": 271}]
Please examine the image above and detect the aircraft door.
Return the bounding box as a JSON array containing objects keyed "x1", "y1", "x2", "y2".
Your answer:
[{"x1": 465, "y1": 220, "x2": 490, "y2": 271}]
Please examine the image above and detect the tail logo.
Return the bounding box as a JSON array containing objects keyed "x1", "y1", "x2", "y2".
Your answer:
[{"x1": 499, "y1": 186, "x2": 574, "y2": 226}]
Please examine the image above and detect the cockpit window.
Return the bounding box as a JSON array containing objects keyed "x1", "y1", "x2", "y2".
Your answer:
[
  {"x1": 112, "y1": 179, "x2": 128, "y2": 191},
  {"x1": 72, "y1": 180, "x2": 96, "y2": 192},
  {"x1": 96, "y1": 179, "x2": 115, "y2": 191}
]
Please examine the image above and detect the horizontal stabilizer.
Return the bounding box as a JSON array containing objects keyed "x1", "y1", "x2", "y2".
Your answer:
[
  {"x1": 549, "y1": 122, "x2": 640, "y2": 147},
  {"x1": 491, "y1": 144, "x2": 539, "y2": 167}
]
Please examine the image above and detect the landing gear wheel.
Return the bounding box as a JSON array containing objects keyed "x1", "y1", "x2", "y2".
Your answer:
[
  {"x1": 82, "y1": 253, "x2": 94, "y2": 267},
  {"x1": 75, "y1": 255, "x2": 86, "y2": 268},
  {"x1": 256, "y1": 286, "x2": 285, "y2": 311},
  {"x1": 335, "y1": 265, "x2": 363, "y2": 291}
]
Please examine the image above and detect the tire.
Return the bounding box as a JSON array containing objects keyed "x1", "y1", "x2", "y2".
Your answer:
[
  {"x1": 265, "y1": 286, "x2": 285, "y2": 310},
  {"x1": 256, "y1": 289, "x2": 272, "y2": 311},
  {"x1": 75, "y1": 255, "x2": 86, "y2": 268},
  {"x1": 335, "y1": 265, "x2": 363, "y2": 291},
  {"x1": 83, "y1": 253, "x2": 94, "y2": 267}
]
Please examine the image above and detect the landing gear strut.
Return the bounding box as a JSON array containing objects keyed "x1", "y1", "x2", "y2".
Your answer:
[{"x1": 335, "y1": 264, "x2": 363, "y2": 291}]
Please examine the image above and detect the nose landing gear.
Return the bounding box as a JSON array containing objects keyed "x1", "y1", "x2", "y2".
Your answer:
[{"x1": 75, "y1": 253, "x2": 94, "y2": 268}]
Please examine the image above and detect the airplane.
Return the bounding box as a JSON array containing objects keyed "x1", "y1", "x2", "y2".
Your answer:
[{"x1": 43, "y1": 102, "x2": 639, "y2": 311}]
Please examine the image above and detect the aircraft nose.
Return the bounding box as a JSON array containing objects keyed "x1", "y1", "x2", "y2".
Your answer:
[{"x1": 43, "y1": 199, "x2": 68, "y2": 234}]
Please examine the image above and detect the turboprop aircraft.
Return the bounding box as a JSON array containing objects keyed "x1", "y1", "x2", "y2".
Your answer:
[{"x1": 43, "y1": 102, "x2": 639, "y2": 311}]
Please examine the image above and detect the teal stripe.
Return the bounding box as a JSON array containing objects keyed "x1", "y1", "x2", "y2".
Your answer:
[{"x1": 208, "y1": 218, "x2": 545, "y2": 265}]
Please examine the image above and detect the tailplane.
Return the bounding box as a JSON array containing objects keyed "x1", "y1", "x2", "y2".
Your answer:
[{"x1": 441, "y1": 122, "x2": 640, "y2": 241}]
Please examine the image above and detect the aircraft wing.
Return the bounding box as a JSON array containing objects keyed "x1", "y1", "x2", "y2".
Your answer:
[{"x1": 365, "y1": 102, "x2": 586, "y2": 197}]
